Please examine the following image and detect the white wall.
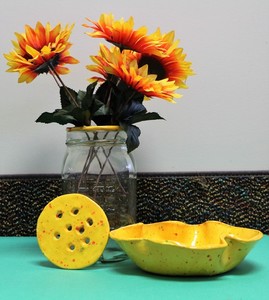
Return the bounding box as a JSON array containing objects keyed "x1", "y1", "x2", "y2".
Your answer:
[{"x1": 1, "y1": 0, "x2": 269, "y2": 174}]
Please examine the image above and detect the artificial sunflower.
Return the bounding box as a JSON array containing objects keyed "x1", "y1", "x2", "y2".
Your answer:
[
  {"x1": 83, "y1": 13, "x2": 164, "y2": 56},
  {"x1": 87, "y1": 44, "x2": 180, "y2": 102},
  {"x1": 4, "y1": 21, "x2": 79, "y2": 83}
]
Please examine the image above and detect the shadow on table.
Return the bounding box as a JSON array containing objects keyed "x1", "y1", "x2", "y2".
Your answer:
[
  {"x1": 34, "y1": 257, "x2": 262, "y2": 282},
  {"x1": 108, "y1": 259, "x2": 263, "y2": 282}
]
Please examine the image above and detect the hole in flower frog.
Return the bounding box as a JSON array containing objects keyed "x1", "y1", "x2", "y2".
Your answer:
[
  {"x1": 87, "y1": 218, "x2": 93, "y2": 226},
  {"x1": 54, "y1": 232, "x2": 61, "y2": 239},
  {"x1": 77, "y1": 226, "x2": 85, "y2": 234},
  {"x1": 71, "y1": 208, "x2": 79, "y2": 215},
  {"x1": 56, "y1": 211, "x2": 63, "y2": 218},
  {"x1": 66, "y1": 224, "x2": 72, "y2": 231},
  {"x1": 84, "y1": 237, "x2": 90, "y2": 244},
  {"x1": 69, "y1": 244, "x2": 75, "y2": 251}
]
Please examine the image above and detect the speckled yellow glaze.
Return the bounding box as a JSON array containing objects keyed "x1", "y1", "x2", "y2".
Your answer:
[
  {"x1": 36, "y1": 194, "x2": 110, "y2": 269},
  {"x1": 110, "y1": 221, "x2": 263, "y2": 276}
]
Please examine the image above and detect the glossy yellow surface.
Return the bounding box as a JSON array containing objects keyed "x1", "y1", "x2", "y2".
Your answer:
[
  {"x1": 36, "y1": 194, "x2": 110, "y2": 269},
  {"x1": 110, "y1": 220, "x2": 263, "y2": 276}
]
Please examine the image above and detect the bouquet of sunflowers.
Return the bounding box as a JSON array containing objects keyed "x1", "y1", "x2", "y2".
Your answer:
[{"x1": 4, "y1": 13, "x2": 194, "y2": 152}]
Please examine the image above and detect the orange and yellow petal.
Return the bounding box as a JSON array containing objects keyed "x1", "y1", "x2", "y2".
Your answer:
[
  {"x1": 18, "y1": 69, "x2": 38, "y2": 83},
  {"x1": 83, "y1": 13, "x2": 164, "y2": 56}
]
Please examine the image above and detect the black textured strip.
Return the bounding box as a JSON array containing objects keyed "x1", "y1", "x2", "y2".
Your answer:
[
  {"x1": 1, "y1": 172, "x2": 269, "y2": 236},
  {"x1": 0, "y1": 177, "x2": 62, "y2": 236}
]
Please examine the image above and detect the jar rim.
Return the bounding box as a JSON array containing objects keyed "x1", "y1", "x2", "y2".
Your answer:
[{"x1": 67, "y1": 125, "x2": 121, "y2": 132}]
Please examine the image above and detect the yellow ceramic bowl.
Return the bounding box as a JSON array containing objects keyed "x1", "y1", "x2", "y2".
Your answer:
[{"x1": 110, "y1": 221, "x2": 263, "y2": 276}]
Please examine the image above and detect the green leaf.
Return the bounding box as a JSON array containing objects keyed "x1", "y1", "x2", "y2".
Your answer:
[
  {"x1": 77, "y1": 90, "x2": 86, "y2": 105},
  {"x1": 118, "y1": 100, "x2": 145, "y2": 121},
  {"x1": 70, "y1": 107, "x2": 91, "y2": 126},
  {"x1": 35, "y1": 110, "x2": 78, "y2": 126},
  {"x1": 86, "y1": 81, "x2": 98, "y2": 97},
  {"x1": 120, "y1": 122, "x2": 141, "y2": 153},
  {"x1": 95, "y1": 80, "x2": 112, "y2": 105},
  {"x1": 80, "y1": 82, "x2": 97, "y2": 110},
  {"x1": 94, "y1": 103, "x2": 110, "y2": 116},
  {"x1": 60, "y1": 86, "x2": 78, "y2": 109},
  {"x1": 130, "y1": 111, "x2": 165, "y2": 124}
]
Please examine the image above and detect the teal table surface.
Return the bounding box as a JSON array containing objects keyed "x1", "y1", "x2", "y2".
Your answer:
[{"x1": 0, "y1": 236, "x2": 268, "y2": 300}]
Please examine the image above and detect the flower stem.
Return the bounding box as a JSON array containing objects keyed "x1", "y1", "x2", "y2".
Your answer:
[
  {"x1": 76, "y1": 131, "x2": 127, "y2": 197},
  {"x1": 94, "y1": 132, "x2": 127, "y2": 197},
  {"x1": 48, "y1": 64, "x2": 79, "y2": 108}
]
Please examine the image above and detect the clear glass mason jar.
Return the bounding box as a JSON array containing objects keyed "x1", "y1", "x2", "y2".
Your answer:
[{"x1": 61, "y1": 125, "x2": 137, "y2": 262}]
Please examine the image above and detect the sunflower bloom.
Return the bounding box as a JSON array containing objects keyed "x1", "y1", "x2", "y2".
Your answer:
[
  {"x1": 4, "y1": 21, "x2": 79, "y2": 83},
  {"x1": 87, "y1": 44, "x2": 181, "y2": 102},
  {"x1": 144, "y1": 28, "x2": 194, "y2": 88},
  {"x1": 83, "y1": 13, "x2": 164, "y2": 56}
]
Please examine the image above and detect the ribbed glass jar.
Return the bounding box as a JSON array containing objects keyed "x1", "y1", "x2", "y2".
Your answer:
[{"x1": 61, "y1": 126, "x2": 137, "y2": 261}]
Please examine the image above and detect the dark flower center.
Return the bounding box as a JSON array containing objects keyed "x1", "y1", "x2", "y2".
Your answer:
[
  {"x1": 138, "y1": 55, "x2": 166, "y2": 80},
  {"x1": 34, "y1": 54, "x2": 60, "y2": 74}
]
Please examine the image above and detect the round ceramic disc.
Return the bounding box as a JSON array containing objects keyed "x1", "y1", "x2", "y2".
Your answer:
[{"x1": 36, "y1": 193, "x2": 110, "y2": 269}]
